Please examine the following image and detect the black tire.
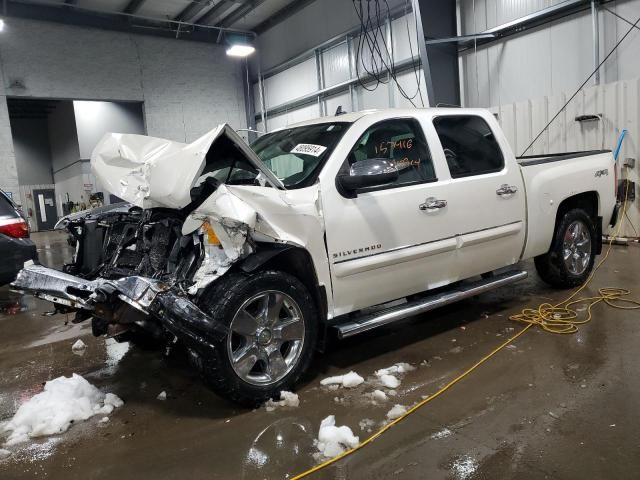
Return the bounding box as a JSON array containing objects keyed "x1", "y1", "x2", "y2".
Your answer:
[
  {"x1": 534, "y1": 208, "x2": 597, "y2": 288},
  {"x1": 193, "y1": 270, "x2": 318, "y2": 407}
]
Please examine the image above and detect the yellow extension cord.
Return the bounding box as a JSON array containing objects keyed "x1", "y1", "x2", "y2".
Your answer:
[{"x1": 291, "y1": 190, "x2": 640, "y2": 480}]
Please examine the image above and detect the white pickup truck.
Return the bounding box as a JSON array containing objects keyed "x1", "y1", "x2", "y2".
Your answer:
[{"x1": 13, "y1": 108, "x2": 617, "y2": 406}]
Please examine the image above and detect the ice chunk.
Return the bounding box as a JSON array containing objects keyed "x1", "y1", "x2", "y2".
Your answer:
[
  {"x1": 2, "y1": 374, "x2": 123, "y2": 446},
  {"x1": 358, "y1": 418, "x2": 376, "y2": 432},
  {"x1": 315, "y1": 415, "x2": 359, "y2": 459},
  {"x1": 0, "y1": 448, "x2": 10, "y2": 460},
  {"x1": 157, "y1": 391, "x2": 167, "y2": 401},
  {"x1": 105, "y1": 338, "x2": 130, "y2": 368},
  {"x1": 375, "y1": 362, "x2": 415, "y2": 376},
  {"x1": 71, "y1": 339, "x2": 87, "y2": 356},
  {"x1": 320, "y1": 371, "x2": 364, "y2": 389},
  {"x1": 378, "y1": 374, "x2": 400, "y2": 389},
  {"x1": 371, "y1": 390, "x2": 388, "y2": 402},
  {"x1": 386, "y1": 404, "x2": 407, "y2": 420},
  {"x1": 264, "y1": 391, "x2": 300, "y2": 411}
]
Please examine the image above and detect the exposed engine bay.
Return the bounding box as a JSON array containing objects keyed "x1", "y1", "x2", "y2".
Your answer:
[{"x1": 12, "y1": 124, "x2": 328, "y2": 359}]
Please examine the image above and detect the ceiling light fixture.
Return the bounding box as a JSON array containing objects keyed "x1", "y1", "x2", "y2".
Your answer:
[
  {"x1": 0, "y1": 19, "x2": 5, "y2": 32},
  {"x1": 225, "y1": 34, "x2": 255, "y2": 57}
]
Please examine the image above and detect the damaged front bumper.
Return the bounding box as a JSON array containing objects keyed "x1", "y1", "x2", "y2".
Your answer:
[{"x1": 12, "y1": 263, "x2": 228, "y2": 347}]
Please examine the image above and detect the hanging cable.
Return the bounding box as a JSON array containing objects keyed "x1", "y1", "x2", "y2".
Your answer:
[
  {"x1": 520, "y1": 11, "x2": 640, "y2": 156},
  {"x1": 351, "y1": 0, "x2": 424, "y2": 107}
]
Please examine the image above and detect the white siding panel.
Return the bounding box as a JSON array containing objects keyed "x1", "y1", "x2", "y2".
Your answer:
[
  {"x1": 392, "y1": 70, "x2": 428, "y2": 108},
  {"x1": 263, "y1": 57, "x2": 317, "y2": 110},
  {"x1": 324, "y1": 91, "x2": 352, "y2": 117},
  {"x1": 357, "y1": 83, "x2": 390, "y2": 110},
  {"x1": 391, "y1": 13, "x2": 420, "y2": 62},
  {"x1": 267, "y1": 103, "x2": 320, "y2": 131},
  {"x1": 322, "y1": 42, "x2": 350, "y2": 87}
]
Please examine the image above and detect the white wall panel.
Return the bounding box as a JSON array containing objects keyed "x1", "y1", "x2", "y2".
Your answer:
[
  {"x1": 392, "y1": 70, "x2": 428, "y2": 108},
  {"x1": 322, "y1": 42, "x2": 350, "y2": 87},
  {"x1": 267, "y1": 103, "x2": 320, "y2": 131},
  {"x1": 263, "y1": 57, "x2": 317, "y2": 110},
  {"x1": 391, "y1": 13, "x2": 420, "y2": 62},
  {"x1": 324, "y1": 91, "x2": 352, "y2": 116},
  {"x1": 356, "y1": 82, "x2": 390, "y2": 111}
]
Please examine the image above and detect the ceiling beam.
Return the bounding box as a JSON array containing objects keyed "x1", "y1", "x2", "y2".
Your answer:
[
  {"x1": 4, "y1": 0, "x2": 253, "y2": 44},
  {"x1": 219, "y1": 0, "x2": 267, "y2": 27},
  {"x1": 193, "y1": 0, "x2": 235, "y2": 25},
  {"x1": 123, "y1": 0, "x2": 146, "y2": 15},
  {"x1": 253, "y1": 0, "x2": 314, "y2": 34},
  {"x1": 174, "y1": 0, "x2": 212, "y2": 22}
]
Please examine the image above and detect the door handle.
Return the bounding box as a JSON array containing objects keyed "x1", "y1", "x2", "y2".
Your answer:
[
  {"x1": 496, "y1": 184, "x2": 518, "y2": 196},
  {"x1": 419, "y1": 197, "x2": 447, "y2": 211}
]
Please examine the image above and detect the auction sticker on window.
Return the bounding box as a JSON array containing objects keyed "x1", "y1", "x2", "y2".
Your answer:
[{"x1": 290, "y1": 143, "x2": 327, "y2": 157}]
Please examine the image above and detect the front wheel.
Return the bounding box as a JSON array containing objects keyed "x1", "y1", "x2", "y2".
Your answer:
[
  {"x1": 194, "y1": 270, "x2": 318, "y2": 407},
  {"x1": 534, "y1": 208, "x2": 597, "y2": 288}
]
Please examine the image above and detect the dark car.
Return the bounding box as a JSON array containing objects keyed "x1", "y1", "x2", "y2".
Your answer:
[{"x1": 0, "y1": 190, "x2": 37, "y2": 285}]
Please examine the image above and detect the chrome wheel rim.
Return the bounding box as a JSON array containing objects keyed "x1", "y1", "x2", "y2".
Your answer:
[
  {"x1": 562, "y1": 220, "x2": 592, "y2": 275},
  {"x1": 227, "y1": 290, "x2": 305, "y2": 386}
]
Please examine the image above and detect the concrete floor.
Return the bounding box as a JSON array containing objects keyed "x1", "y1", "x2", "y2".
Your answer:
[{"x1": 1, "y1": 231, "x2": 639, "y2": 479}]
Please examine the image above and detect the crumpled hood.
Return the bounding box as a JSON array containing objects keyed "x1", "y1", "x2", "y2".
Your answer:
[{"x1": 91, "y1": 124, "x2": 282, "y2": 209}]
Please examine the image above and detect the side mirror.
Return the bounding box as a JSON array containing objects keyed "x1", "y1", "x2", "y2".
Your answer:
[{"x1": 338, "y1": 158, "x2": 399, "y2": 193}]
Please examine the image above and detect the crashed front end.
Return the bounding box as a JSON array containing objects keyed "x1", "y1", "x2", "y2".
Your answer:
[{"x1": 12, "y1": 124, "x2": 324, "y2": 357}]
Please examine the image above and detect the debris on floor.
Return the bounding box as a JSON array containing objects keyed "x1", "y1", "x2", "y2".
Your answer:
[
  {"x1": 264, "y1": 391, "x2": 300, "y2": 411},
  {"x1": 2, "y1": 374, "x2": 123, "y2": 446},
  {"x1": 358, "y1": 418, "x2": 376, "y2": 432},
  {"x1": 0, "y1": 448, "x2": 11, "y2": 460},
  {"x1": 314, "y1": 415, "x2": 359, "y2": 460},
  {"x1": 386, "y1": 404, "x2": 407, "y2": 420},
  {"x1": 320, "y1": 371, "x2": 364, "y2": 388},
  {"x1": 105, "y1": 338, "x2": 130, "y2": 369},
  {"x1": 71, "y1": 339, "x2": 87, "y2": 356},
  {"x1": 157, "y1": 391, "x2": 167, "y2": 401}
]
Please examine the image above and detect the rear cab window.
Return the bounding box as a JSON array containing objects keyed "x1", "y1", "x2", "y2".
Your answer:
[
  {"x1": 342, "y1": 118, "x2": 436, "y2": 192},
  {"x1": 432, "y1": 115, "x2": 504, "y2": 178},
  {"x1": 0, "y1": 191, "x2": 18, "y2": 219}
]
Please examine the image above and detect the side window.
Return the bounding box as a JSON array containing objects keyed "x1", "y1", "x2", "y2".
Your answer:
[
  {"x1": 346, "y1": 118, "x2": 436, "y2": 188},
  {"x1": 432, "y1": 115, "x2": 504, "y2": 178}
]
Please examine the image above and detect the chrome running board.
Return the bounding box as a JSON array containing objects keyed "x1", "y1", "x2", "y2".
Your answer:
[{"x1": 334, "y1": 270, "x2": 528, "y2": 339}]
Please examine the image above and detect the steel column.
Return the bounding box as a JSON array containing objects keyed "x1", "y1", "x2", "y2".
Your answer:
[{"x1": 592, "y1": 0, "x2": 601, "y2": 85}]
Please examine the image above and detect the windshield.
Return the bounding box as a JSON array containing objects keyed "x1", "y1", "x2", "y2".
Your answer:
[{"x1": 251, "y1": 122, "x2": 350, "y2": 188}]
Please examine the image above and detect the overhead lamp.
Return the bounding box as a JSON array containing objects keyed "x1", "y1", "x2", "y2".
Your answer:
[
  {"x1": 225, "y1": 34, "x2": 255, "y2": 57},
  {"x1": 0, "y1": 19, "x2": 5, "y2": 32}
]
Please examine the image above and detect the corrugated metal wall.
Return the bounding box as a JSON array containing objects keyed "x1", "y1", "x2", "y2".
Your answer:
[
  {"x1": 461, "y1": 0, "x2": 640, "y2": 236},
  {"x1": 255, "y1": 11, "x2": 428, "y2": 132}
]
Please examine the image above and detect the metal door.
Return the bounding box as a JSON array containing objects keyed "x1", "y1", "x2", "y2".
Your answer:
[{"x1": 32, "y1": 189, "x2": 58, "y2": 231}]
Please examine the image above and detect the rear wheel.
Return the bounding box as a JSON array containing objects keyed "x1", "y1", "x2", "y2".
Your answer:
[
  {"x1": 534, "y1": 208, "x2": 596, "y2": 288},
  {"x1": 194, "y1": 270, "x2": 318, "y2": 407}
]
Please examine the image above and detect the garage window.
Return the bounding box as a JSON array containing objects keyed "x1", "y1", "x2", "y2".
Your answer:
[
  {"x1": 432, "y1": 115, "x2": 504, "y2": 178},
  {"x1": 346, "y1": 118, "x2": 436, "y2": 190}
]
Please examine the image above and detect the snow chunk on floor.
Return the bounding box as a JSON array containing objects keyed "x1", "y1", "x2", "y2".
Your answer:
[
  {"x1": 320, "y1": 371, "x2": 364, "y2": 389},
  {"x1": 71, "y1": 339, "x2": 87, "y2": 356},
  {"x1": 157, "y1": 391, "x2": 167, "y2": 401},
  {"x1": 2, "y1": 374, "x2": 123, "y2": 446},
  {"x1": 0, "y1": 448, "x2": 11, "y2": 460},
  {"x1": 386, "y1": 404, "x2": 407, "y2": 420},
  {"x1": 105, "y1": 338, "x2": 130, "y2": 368},
  {"x1": 375, "y1": 362, "x2": 415, "y2": 376},
  {"x1": 378, "y1": 374, "x2": 400, "y2": 389},
  {"x1": 314, "y1": 415, "x2": 359, "y2": 460},
  {"x1": 359, "y1": 418, "x2": 376, "y2": 432},
  {"x1": 265, "y1": 391, "x2": 300, "y2": 411}
]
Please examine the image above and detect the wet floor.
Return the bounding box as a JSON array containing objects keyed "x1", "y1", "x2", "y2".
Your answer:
[{"x1": 1, "y1": 231, "x2": 639, "y2": 479}]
